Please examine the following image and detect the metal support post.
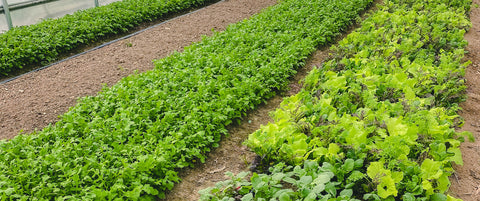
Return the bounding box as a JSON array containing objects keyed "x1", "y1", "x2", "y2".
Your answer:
[
  {"x1": 94, "y1": 0, "x2": 99, "y2": 7},
  {"x1": 1, "y1": 0, "x2": 13, "y2": 30}
]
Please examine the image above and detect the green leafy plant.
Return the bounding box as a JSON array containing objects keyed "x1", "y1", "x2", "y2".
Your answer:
[
  {"x1": 244, "y1": 0, "x2": 473, "y2": 200},
  {"x1": 199, "y1": 160, "x2": 367, "y2": 201},
  {"x1": 0, "y1": 0, "x2": 372, "y2": 199}
]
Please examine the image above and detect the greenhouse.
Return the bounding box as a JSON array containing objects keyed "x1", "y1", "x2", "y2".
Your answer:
[
  {"x1": 0, "y1": 0, "x2": 479, "y2": 200},
  {"x1": 0, "y1": 0, "x2": 120, "y2": 32}
]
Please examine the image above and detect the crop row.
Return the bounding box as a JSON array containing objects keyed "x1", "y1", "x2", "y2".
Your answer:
[
  {"x1": 0, "y1": 0, "x2": 373, "y2": 199},
  {"x1": 0, "y1": 0, "x2": 218, "y2": 76},
  {"x1": 201, "y1": 0, "x2": 473, "y2": 200}
]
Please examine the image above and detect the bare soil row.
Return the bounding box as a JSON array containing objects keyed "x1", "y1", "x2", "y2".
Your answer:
[{"x1": 449, "y1": 0, "x2": 480, "y2": 200}]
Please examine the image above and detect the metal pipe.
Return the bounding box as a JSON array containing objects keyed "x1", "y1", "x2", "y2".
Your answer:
[
  {"x1": 1, "y1": 0, "x2": 13, "y2": 29},
  {"x1": 1, "y1": 0, "x2": 59, "y2": 13},
  {"x1": 94, "y1": 0, "x2": 99, "y2": 7}
]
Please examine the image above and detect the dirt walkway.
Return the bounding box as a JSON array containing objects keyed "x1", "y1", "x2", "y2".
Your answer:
[
  {"x1": 449, "y1": 1, "x2": 480, "y2": 200},
  {"x1": 0, "y1": 0, "x2": 278, "y2": 140}
]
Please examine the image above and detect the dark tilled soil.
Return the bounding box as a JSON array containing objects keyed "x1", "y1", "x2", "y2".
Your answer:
[
  {"x1": 449, "y1": 1, "x2": 480, "y2": 200},
  {"x1": 0, "y1": 0, "x2": 278, "y2": 140}
]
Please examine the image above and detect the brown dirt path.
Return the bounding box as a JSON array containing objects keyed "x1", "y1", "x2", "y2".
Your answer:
[
  {"x1": 449, "y1": 1, "x2": 480, "y2": 200},
  {"x1": 0, "y1": 0, "x2": 278, "y2": 140}
]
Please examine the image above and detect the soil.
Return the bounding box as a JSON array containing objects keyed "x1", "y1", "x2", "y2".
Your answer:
[
  {"x1": 449, "y1": 1, "x2": 480, "y2": 200},
  {"x1": 0, "y1": 0, "x2": 278, "y2": 140}
]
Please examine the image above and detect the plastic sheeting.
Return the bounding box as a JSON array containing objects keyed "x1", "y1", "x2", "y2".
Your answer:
[{"x1": 1, "y1": 0, "x2": 121, "y2": 33}]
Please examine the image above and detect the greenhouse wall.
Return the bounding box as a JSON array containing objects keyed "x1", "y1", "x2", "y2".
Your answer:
[{"x1": 0, "y1": 0, "x2": 121, "y2": 33}]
